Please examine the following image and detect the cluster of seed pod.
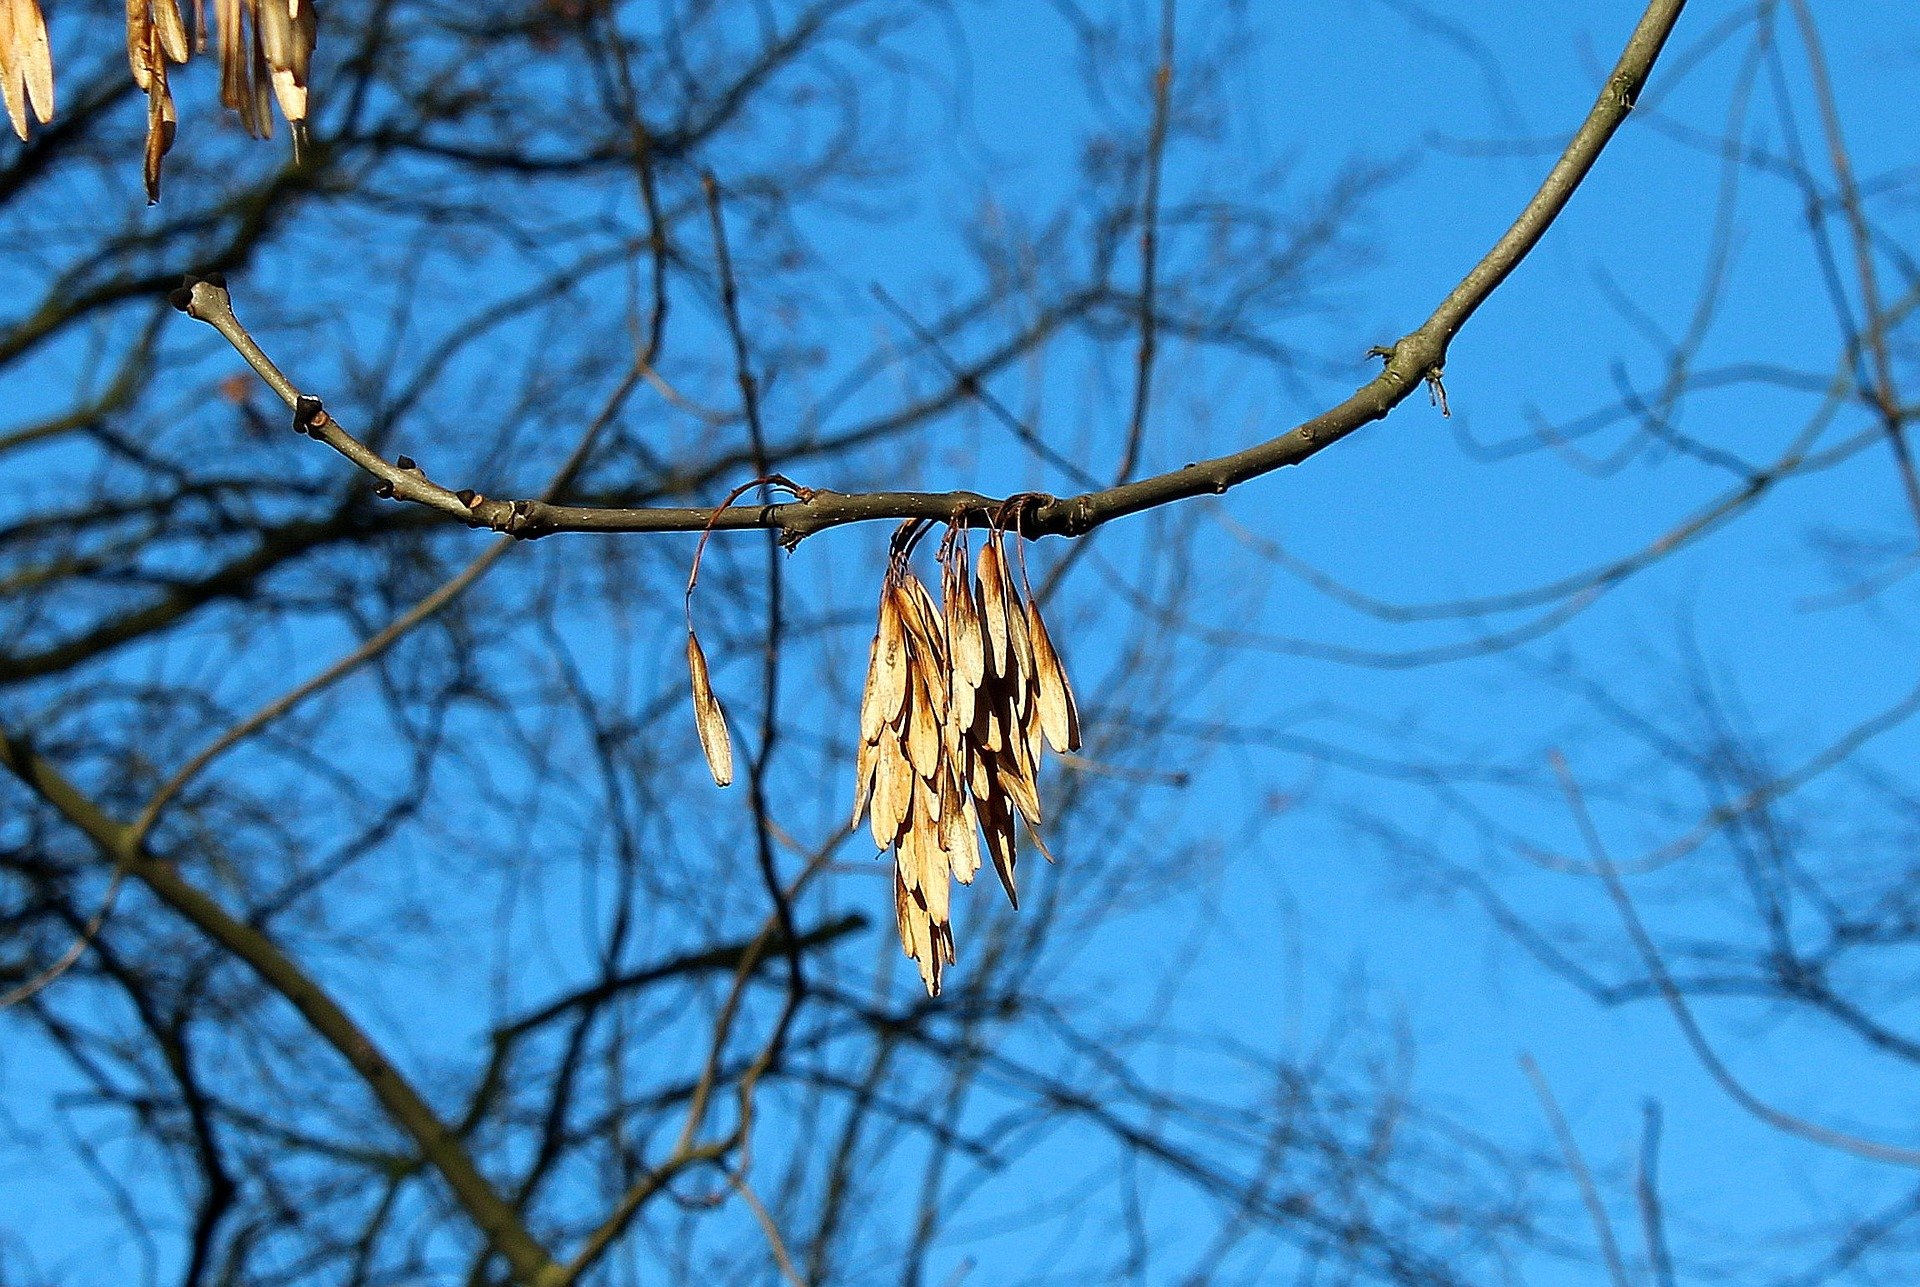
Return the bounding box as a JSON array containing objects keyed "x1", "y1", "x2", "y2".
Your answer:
[
  {"x1": 211, "y1": 0, "x2": 317, "y2": 150},
  {"x1": 683, "y1": 510, "x2": 1080, "y2": 998},
  {"x1": 1, "y1": 0, "x2": 314, "y2": 201},
  {"x1": 852, "y1": 518, "x2": 1080, "y2": 996}
]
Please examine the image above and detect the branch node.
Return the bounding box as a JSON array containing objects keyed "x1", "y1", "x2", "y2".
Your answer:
[
  {"x1": 293, "y1": 394, "x2": 326, "y2": 436},
  {"x1": 1425, "y1": 365, "x2": 1451, "y2": 418},
  {"x1": 1050, "y1": 494, "x2": 1099, "y2": 537}
]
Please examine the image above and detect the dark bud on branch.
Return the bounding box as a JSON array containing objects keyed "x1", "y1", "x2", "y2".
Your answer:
[{"x1": 293, "y1": 395, "x2": 325, "y2": 436}]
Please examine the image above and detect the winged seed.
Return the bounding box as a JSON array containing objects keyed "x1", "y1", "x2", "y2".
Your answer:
[
  {"x1": 859, "y1": 525, "x2": 1081, "y2": 993},
  {"x1": 685, "y1": 633, "x2": 733, "y2": 788}
]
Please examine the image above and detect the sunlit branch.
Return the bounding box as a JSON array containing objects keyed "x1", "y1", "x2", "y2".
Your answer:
[{"x1": 174, "y1": 0, "x2": 1687, "y2": 546}]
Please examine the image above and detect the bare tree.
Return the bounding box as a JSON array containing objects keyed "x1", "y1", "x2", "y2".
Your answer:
[{"x1": 33, "y1": 0, "x2": 1920, "y2": 1283}]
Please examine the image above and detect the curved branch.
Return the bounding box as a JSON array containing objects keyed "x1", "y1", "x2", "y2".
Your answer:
[{"x1": 176, "y1": 0, "x2": 1688, "y2": 546}]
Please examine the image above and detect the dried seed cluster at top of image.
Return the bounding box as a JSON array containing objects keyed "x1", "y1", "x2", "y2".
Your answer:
[
  {"x1": 1, "y1": 0, "x2": 314, "y2": 200},
  {"x1": 851, "y1": 521, "x2": 1080, "y2": 997}
]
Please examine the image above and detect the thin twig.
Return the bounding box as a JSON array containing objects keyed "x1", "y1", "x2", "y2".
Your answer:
[
  {"x1": 1637, "y1": 1100, "x2": 1677, "y2": 1287},
  {"x1": 1114, "y1": 0, "x2": 1176, "y2": 484},
  {"x1": 1550, "y1": 750, "x2": 1920, "y2": 1169},
  {"x1": 731, "y1": 1171, "x2": 806, "y2": 1287},
  {"x1": 1787, "y1": 0, "x2": 1920, "y2": 537},
  {"x1": 0, "y1": 868, "x2": 124, "y2": 1009},
  {"x1": 1519, "y1": 1051, "x2": 1631, "y2": 1287},
  {"x1": 131, "y1": 353, "x2": 653, "y2": 846},
  {"x1": 869, "y1": 283, "x2": 1101, "y2": 490}
]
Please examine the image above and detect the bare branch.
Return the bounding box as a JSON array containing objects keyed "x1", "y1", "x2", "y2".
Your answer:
[{"x1": 172, "y1": 0, "x2": 1687, "y2": 546}]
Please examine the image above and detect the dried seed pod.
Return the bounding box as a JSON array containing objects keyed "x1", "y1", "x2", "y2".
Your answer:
[
  {"x1": 975, "y1": 784, "x2": 1019, "y2": 909},
  {"x1": 909, "y1": 636, "x2": 949, "y2": 719},
  {"x1": 895, "y1": 868, "x2": 925, "y2": 956},
  {"x1": 1027, "y1": 598, "x2": 1081, "y2": 752},
  {"x1": 685, "y1": 632, "x2": 733, "y2": 788},
  {"x1": 945, "y1": 555, "x2": 985, "y2": 692},
  {"x1": 993, "y1": 746, "x2": 1043, "y2": 829},
  {"x1": 858, "y1": 520, "x2": 1079, "y2": 994},
  {"x1": 259, "y1": 0, "x2": 315, "y2": 149},
  {"x1": 141, "y1": 53, "x2": 176, "y2": 203},
  {"x1": 904, "y1": 792, "x2": 950, "y2": 921},
  {"x1": 977, "y1": 536, "x2": 1012, "y2": 678},
  {"x1": 873, "y1": 730, "x2": 913, "y2": 850},
  {"x1": 939, "y1": 690, "x2": 967, "y2": 781},
  {"x1": 868, "y1": 742, "x2": 899, "y2": 850},
  {"x1": 916, "y1": 835, "x2": 950, "y2": 926},
  {"x1": 1019, "y1": 690, "x2": 1046, "y2": 785},
  {"x1": 940, "y1": 772, "x2": 981, "y2": 885},
  {"x1": 974, "y1": 686, "x2": 1005, "y2": 754},
  {"x1": 1004, "y1": 580, "x2": 1036, "y2": 716},
  {"x1": 1, "y1": 0, "x2": 55, "y2": 140},
  {"x1": 850, "y1": 728, "x2": 880, "y2": 829},
  {"x1": 949, "y1": 668, "x2": 977, "y2": 742},
  {"x1": 904, "y1": 574, "x2": 945, "y2": 649},
  {"x1": 894, "y1": 866, "x2": 952, "y2": 997},
  {"x1": 0, "y1": 0, "x2": 325, "y2": 176},
  {"x1": 915, "y1": 766, "x2": 944, "y2": 826},
  {"x1": 257, "y1": 0, "x2": 294, "y2": 79},
  {"x1": 152, "y1": 0, "x2": 191, "y2": 66},
  {"x1": 869, "y1": 733, "x2": 896, "y2": 849},
  {"x1": 128, "y1": 0, "x2": 155, "y2": 90},
  {"x1": 874, "y1": 584, "x2": 909, "y2": 728},
  {"x1": 18, "y1": 0, "x2": 51, "y2": 125},
  {"x1": 860, "y1": 633, "x2": 887, "y2": 745},
  {"x1": 217, "y1": 0, "x2": 250, "y2": 118},
  {"x1": 898, "y1": 580, "x2": 950, "y2": 702},
  {"x1": 896, "y1": 809, "x2": 923, "y2": 895},
  {"x1": 247, "y1": 16, "x2": 275, "y2": 136},
  {"x1": 905, "y1": 671, "x2": 941, "y2": 779}
]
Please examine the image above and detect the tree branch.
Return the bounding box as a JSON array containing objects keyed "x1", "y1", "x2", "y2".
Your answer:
[
  {"x1": 0, "y1": 729, "x2": 563, "y2": 1287},
  {"x1": 173, "y1": 0, "x2": 1687, "y2": 546}
]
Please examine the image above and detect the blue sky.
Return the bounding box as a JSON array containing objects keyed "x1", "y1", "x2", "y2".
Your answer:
[
  {"x1": 928, "y1": 1, "x2": 1920, "y2": 1279},
  {"x1": 6, "y1": 1, "x2": 1920, "y2": 1283}
]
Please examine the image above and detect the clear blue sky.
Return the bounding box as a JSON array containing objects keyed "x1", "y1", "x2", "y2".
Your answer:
[
  {"x1": 6, "y1": 1, "x2": 1919, "y2": 1282},
  {"x1": 915, "y1": 2, "x2": 1920, "y2": 1279}
]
